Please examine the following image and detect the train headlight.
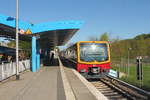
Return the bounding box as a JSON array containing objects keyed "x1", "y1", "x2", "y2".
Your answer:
[
  {"x1": 80, "y1": 69, "x2": 86, "y2": 73},
  {"x1": 91, "y1": 67, "x2": 100, "y2": 74}
]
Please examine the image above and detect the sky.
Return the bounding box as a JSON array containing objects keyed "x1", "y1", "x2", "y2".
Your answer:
[{"x1": 0, "y1": 0, "x2": 150, "y2": 46}]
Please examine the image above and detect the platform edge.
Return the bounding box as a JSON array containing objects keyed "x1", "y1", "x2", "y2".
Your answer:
[
  {"x1": 72, "y1": 69, "x2": 109, "y2": 100},
  {"x1": 58, "y1": 57, "x2": 76, "y2": 100}
]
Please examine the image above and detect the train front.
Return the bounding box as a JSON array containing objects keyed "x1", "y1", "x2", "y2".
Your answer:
[{"x1": 77, "y1": 41, "x2": 110, "y2": 79}]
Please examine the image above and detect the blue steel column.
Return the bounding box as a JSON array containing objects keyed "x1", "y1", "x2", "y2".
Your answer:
[
  {"x1": 37, "y1": 54, "x2": 40, "y2": 69},
  {"x1": 32, "y1": 36, "x2": 37, "y2": 72},
  {"x1": 36, "y1": 43, "x2": 40, "y2": 70}
]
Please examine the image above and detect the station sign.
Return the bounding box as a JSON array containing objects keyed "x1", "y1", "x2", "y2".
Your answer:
[
  {"x1": 108, "y1": 69, "x2": 119, "y2": 78},
  {"x1": 19, "y1": 29, "x2": 32, "y2": 35},
  {"x1": 19, "y1": 29, "x2": 25, "y2": 34},
  {"x1": 25, "y1": 29, "x2": 32, "y2": 34}
]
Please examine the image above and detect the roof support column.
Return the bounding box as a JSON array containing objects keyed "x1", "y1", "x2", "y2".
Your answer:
[
  {"x1": 36, "y1": 43, "x2": 40, "y2": 70},
  {"x1": 32, "y1": 36, "x2": 37, "y2": 72},
  {"x1": 36, "y1": 54, "x2": 40, "y2": 69}
]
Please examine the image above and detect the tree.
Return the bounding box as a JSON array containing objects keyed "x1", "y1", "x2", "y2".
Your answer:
[
  {"x1": 88, "y1": 36, "x2": 99, "y2": 41},
  {"x1": 134, "y1": 33, "x2": 150, "y2": 40},
  {"x1": 19, "y1": 40, "x2": 31, "y2": 50},
  {"x1": 7, "y1": 40, "x2": 31, "y2": 58},
  {"x1": 7, "y1": 40, "x2": 15, "y2": 48},
  {"x1": 100, "y1": 32, "x2": 109, "y2": 41}
]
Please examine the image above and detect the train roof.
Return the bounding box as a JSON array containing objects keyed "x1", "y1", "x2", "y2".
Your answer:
[
  {"x1": 76, "y1": 41, "x2": 109, "y2": 44},
  {"x1": 65, "y1": 41, "x2": 109, "y2": 50}
]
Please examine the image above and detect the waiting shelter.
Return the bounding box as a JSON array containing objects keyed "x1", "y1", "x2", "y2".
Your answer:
[{"x1": 0, "y1": 14, "x2": 83, "y2": 72}]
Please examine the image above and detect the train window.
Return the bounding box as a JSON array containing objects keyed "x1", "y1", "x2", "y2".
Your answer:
[{"x1": 80, "y1": 43, "x2": 108, "y2": 62}]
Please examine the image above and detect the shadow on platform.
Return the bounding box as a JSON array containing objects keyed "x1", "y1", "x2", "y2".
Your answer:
[
  {"x1": 43, "y1": 58, "x2": 59, "y2": 67},
  {"x1": 60, "y1": 57, "x2": 76, "y2": 69}
]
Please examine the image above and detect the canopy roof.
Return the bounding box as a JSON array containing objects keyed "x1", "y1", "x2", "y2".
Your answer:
[{"x1": 0, "y1": 14, "x2": 83, "y2": 48}]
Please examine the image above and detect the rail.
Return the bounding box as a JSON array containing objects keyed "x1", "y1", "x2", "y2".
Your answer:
[
  {"x1": 62, "y1": 57, "x2": 150, "y2": 99},
  {"x1": 0, "y1": 59, "x2": 31, "y2": 81},
  {"x1": 107, "y1": 75, "x2": 150, "y2": 99}
]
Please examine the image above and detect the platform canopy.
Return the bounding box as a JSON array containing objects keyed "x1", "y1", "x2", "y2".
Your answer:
[
  {"x1": 0, "y1": 14, "x2": 83, "y2": 48},
  {"x1": 0, "y1": 14, "x2": 31, "y2": 41}
]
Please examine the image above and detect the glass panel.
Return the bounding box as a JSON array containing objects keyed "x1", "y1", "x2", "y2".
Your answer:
[{"x1": 80, "y1": 43, "x2": 108, "y2": 62}]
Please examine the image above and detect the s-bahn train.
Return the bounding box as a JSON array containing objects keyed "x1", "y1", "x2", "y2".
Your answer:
[{"x1": 60, "y1": 41, "x2": 111, "y2": 79}]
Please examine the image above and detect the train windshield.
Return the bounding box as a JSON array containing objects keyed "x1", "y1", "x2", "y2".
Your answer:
[{"x1": 80, "y1": 43, "x2": 109, "y2": 62}]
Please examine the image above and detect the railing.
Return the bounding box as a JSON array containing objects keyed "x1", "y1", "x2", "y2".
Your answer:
[{"x1": 0, "y1": 59, "x2": 31, "y2": 81}]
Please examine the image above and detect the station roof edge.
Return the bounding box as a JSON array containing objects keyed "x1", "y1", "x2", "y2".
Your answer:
[{"x1": 0, "y1": 14, "x2": 84, "y2": 34}]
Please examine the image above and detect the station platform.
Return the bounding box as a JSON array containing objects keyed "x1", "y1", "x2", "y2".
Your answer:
[{"x1": 0, "y1": 58, "x2": 108, "y2": 100}]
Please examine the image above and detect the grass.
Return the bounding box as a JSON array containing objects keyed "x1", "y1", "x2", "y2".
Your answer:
[{"x1": 112, "y1": 64, "x2": 150, "y2": 91}]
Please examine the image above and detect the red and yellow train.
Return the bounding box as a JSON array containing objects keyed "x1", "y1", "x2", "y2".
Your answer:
[{"x1": 61, "y1": 41, "x2": 111, "y2": 79}]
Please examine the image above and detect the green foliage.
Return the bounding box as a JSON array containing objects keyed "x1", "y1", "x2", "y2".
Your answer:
[
  {"x1": 19, "y1": 41, "x2": 31, "y2": 58},
  {"x1": 88, "y1": 32, "x2": 109, "y2": 41},
  {"x1": 134, "y1": 33, "x2": 150, "y2": 40},
  {"x1": 88, "y1": 36, "x2": 99, "y2": 41},
  {"x1": 19, "y1": 40, "x2": 31, "y2": 50},
  {"x1": 100, "y1": 32, "x2": 109, "y2": 41},
  {"x1": 111, "y1": 33, "x2": 150, "y2": 59},
  {"x1": 7, "y1": 40, "x2": 31, "y2": 58},
  {"x1": 7, "y1": 40, "x2": 15, "y2": 48},
  {"x1": 7, "y1": 40, "x2": 31, "y2": 49},
  {"x1": 111, "y1": 33, "x2": 150, "y2": 91},
  {"x1": 112, "y1": 64, "x2": 150, "y2": 91}
]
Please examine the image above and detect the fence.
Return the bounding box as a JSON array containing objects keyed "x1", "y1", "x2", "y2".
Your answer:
[
  {"x1": 0, "y1": 59, "x2": 30, "y2": 81},
  {"x1": 111, "y1": 58, "x2": 150, "y2": 73},
  {"x1": 111, "y1": 57, "x2": 150, "y2": 91}
]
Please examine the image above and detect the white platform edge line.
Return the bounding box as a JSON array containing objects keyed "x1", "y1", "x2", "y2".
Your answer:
[
  {"x1": 72, "y1": 69, "x2": 109, "y2": 100},
  {"x1": 58, "y1": 57, "x2": 76, "y2": 100}
]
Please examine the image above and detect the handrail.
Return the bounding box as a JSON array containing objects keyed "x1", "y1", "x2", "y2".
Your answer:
[{"x1": 0, "y1": 59, "x2": 31, "y2": 81}]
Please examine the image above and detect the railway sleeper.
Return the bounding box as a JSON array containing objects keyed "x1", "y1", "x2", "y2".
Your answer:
[
  {"x1": 100, "y1": 79, "x2": 137, "y2": 100},
  {"x1": 110, "y1": 80, "x2": 148, "y2": 100},
  {"x1": 102, "y1": 78, "x2": 148, "y2": 100}
]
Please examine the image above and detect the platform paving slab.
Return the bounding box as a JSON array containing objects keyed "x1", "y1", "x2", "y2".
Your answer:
[
  {"x1": 64, "y1": 67, "x2": 98, "y2": 100},
  {"x1": 0, "y1": 67, "x2": 65, "y2": 100}
]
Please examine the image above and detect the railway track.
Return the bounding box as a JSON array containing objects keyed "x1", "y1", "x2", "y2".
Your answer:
[
  {"x1": 90, "y1": 76, "x2": 150, "y2": 100},
  {"x1": 60, "y1": 58, "x2": 150, "y2": 100}
]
